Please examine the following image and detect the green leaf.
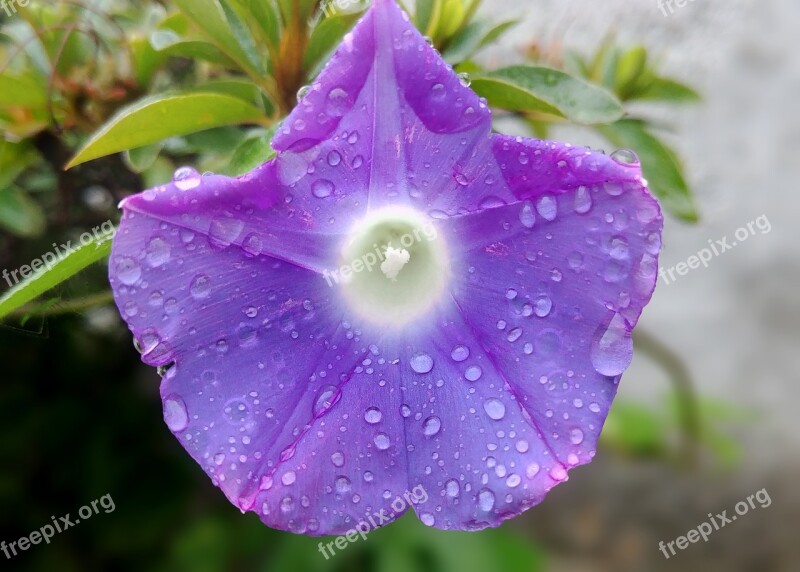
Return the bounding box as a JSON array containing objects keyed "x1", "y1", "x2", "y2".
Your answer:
[
  {"x1": 443, "y1": 19, "x2": 518, "y2": 64},
  {"x1": 0, "y1": 187, "x2": 46, "y2": 238},
  {"x1": 601, "y1": 402, "x2": 666, "y2": 456},
  {"x1": 0, "y1": 72, "x2": 48, "y2": 108},
  {"x1": 124, "y1": 143, "x2": 163, "y2": 174},
  {"x1": 233, "y1": 0, "x2": 280, "y2": 48},
  {"x1": 149, "y1": 30, "x2": 238, "y2": 67},
  {"x1": 438, "y1": 0, "x2": 466, "y2": 39},
  {"x1": 637, "y1": 77, "x2": 702, "y2": 103},
  {"x1": 227, "y1": 126, "x2": 277, "y2": 176},
  {"x1": 0, "y1": 228, "x2": 114, "y2": 321},
  {"x1": 66, "y1": 92, "x2": 266, "y2": 169},
  {"x1": 172, "y1": 0, "x2": 263, "y2": 75},
  {"x1": 600, "y1": 119, "x2": 699, "y2": 222},
  {"x1": 615, "y1": 45, "x2": 647, "y2": 100},
  {"x1": 0, "y1": 139, "x2": 39, "y2": 190},
  {"x1": 415, "y1": 0, "x2": 437, "y2": 32},
  {"x1": 472, "y1": 65, "x2": 624, "y2": 124},
  {"x1": 304, "y1": 11, "x2": 362, "y2": 73}
]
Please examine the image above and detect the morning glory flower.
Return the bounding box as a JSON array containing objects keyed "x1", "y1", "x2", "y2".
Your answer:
[{"x1": 109, "y1": 0, "x2": 662, "y2": 534}]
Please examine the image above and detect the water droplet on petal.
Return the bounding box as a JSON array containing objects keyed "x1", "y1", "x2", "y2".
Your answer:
[
  {"x1": 364, "y1": 407, "x2": 382, "y2": 424},
  {"x1": 483, "y1": 398, "x2": 506, "y2": 420},
  {"x1": 457, "y1": 72, "x2": 472, "y2": 87},
  {"x1": 313, "y1": 385, "x2": 342, "y2": 416},
  {"x1": 451, "y1": 345, "x2": 469, "y2": 362},
  {"x1": 331, "y1": 451, "x2": 345, "y2": 467},
  {"x1": 173, "y1": 167, "x2": 201, "y2": 190},
  {"x1": 591, "y1": 313, "x2": 633, "y2": 376},
  {"x1": 297, "y1": 85, "x2": 312, "y2": 101},
  {"x1": 519, "y1": 202, "x2": 536, "y2": 228},
  {"x1": 478, "y1": 488, "x2": 495, "y2": 511},
  {"x1": 570, "y1": 428, "x2": 585, "y2": 445},
  {"x1": 116, "y1": 257, "x2": 141, "y2": 286},
  {"x1": 420, "y1": 513, "x2": 435, "y2": 526},
  {"x1": 164, "y1": 395, "x2": 188, "y2": 432},
  {"x1": 422, "y1": 416, "x2": 441, "y2": 437},
  {"x1": 445, "y1": 479, "x2": 460, "y2": 497},
  {"x1": 536, "y1": 195, "x2": 558, "y2": 221},
  {"x1": 373, "y1": 433, "x2": 391, "y2": 450},
  {"x1": 611, "y1": 148, "x2": 639, "y2": 165},
  {"x1": 533, "y1": 295, "x2": 552, "y2": 318},
  {"x1": 464, "y1": 365, "x2": 482, "y2": 382},
  {"x1": 574, "y1": 185, "x2": 593, "y2": 214},
  {"x1": 312, "y1": 179, "x2": 335, "y2": 198},
  {"x1": 410, "y1": 352, "x2": 434, "y2": 374},
  {"x1": 190, "y1": 274, "x2": 212, "y2": 299}
]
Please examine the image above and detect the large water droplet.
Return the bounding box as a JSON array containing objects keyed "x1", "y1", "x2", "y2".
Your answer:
[
  {"x1": 364, "y1": 407, "x2": 382, "y2": 424},
  {"x1": 422, "y1": 416, "x2": 441, "y2": 437},
  {"x1": 312, "y1": 179, "x2": 335, "y2": 198},
  {"x1": 478, "y1": 488, "x2": 495, "y2": 511},
  {"x1": 146, "y1": 237, "x2": 171, "y2": 267},
  {"x1": 445, "y1": 479, "x2": 460, "y2": 497},
  {"x1": 611, "y1": 148, "x2": 639, "y2": 165},
  {"x1": 163, "y1": 395, "x2": 188, "y2": 432},
  {"x1": 410, "y1": 352, "x2": 434, "y2": 374},
  {"x1": 457, "y1": 72, "x2": 472, "y2": 87},
  {"x1": 519, "y1": 202, "x2": 536, "y2": 229},
  {"x1": 590, "y1": 313, "x2": 633, "y2": 376},
  {"x1": 173, "y1": 167, "x2": 201, "y2": 190},
  {"x1": 451, "y1": 345, "x2": 469, "y2": 362},
  {"x1": 464, "y1": 365, "x2": 482, "y2": 382},
  {"x1": 373, "y1": 433, "x2": 391, "y2": 450},
  {"x1": 533, "y1": 295, "x2": 552, "y2": 318},
  {"x1": 570, "y1": 428, "x2": 584, "y2": 445},
  {"x1": 116, "y1": 257, "x2": 141, "y2": 285},
  {"x1": 313, "y1": 385, "x2": 342, "y2": 416},
  {"x1": 190, "y1": 274, "x2": 212, "y2": 299},
  {"x1": 574, "y1": 185, "x2": 592, "y2": 214},
  {"x1": 536, "y1": 195, "x2": 558, "y2": 221},
  {"x1": 483, "y1": 398, "x2": 506, "y2": 420}
]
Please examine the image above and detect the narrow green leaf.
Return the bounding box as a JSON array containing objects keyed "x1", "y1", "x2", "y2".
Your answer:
[
  {"x1": 637, "y1": 77, "x2": 702, "y2": 103},
  {"x1": 304, "y1": 12, "x2": 362, "y2": 73},
  {"x1": 0, "y1": 230, "x2": 114, "y2": 321},
  {"x1": 472, "y1": 65, "x2": 624, "y2": 124},
  {"x1": 601, "y1": 119, "x2": 699, "y2": 222},
  {"x1": 615, "y1": 45, "x2": 647, "y2": 99},
  {"x1": 443, "y1": 19, "x2": 517, "y2": 64},
  {"x1": 415, "y1": 0, "x2": 436, "y2": 31},
  {"x1": 227, "y1": 126, "x2": 278, "y2": 176},
  {"x1": 233, "y1": 0, "x2": 281, "y2": 48},
  {"x1": 150, "y1": 30, "x2": 238, "y2": 67},
  {"x1": 124, "y1": 143, "x2": 163, "y2": 174},
  {"x1": 0, "y1": 139, "x2": 38, "y2": 190},
  {"x1": 172, "y1": 0, "x2": 263, "y2": 75},
  {"x1": 66, "y1": 92, "x2": 266, "y2": 169},
  {"x1": 0, "y1": 187, "x2": 46, "y2": 238},
  {"x1": 0, "y1": 73, "x2": 48, "y2": 107}
]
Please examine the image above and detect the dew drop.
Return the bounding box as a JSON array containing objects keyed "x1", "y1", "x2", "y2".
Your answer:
[
  {"x1": 451, "y1": 345, "x2": 469, "y2": 362},
  {"x1": 574, "y1": 185, "x2": 593, "y2": 214},
  {"x1": 519, "y1": 202, "x2": 536, "y2": 228},
  {"x1": 163, "y1": 395, "x2": 188, "y2": 432},
  {"x1": 422, "y1": 416, "x2": 441, "y2": 437},
  {"x1": 445, "y1": 479, "x2": 460, "y2": 497},
  {"x1": 464, "y1": 365, "x2": 482, "y2": 382},
  {"x1": 173, "y1": 167, "x2": 201, "y2": 190},
  {"x1": 373, "y1": 433, "x2": 391, "y2": 450},
  {"x1": 364, "y1": 407, "x2": 382, "y2": 424},
  {"x1": 536, "y1": 194, "x2": 558, "y2": 221},
  {"x1": 116, "y1": 257, "x2": 141, "y2": 286},
  {"x1": 312, "y1": 179, "x2": 335, "y2": 198},
  {"x1": 478, "y1": 488, "x2": 495, "y2": 511},
  {"x1": 590, "y1": 313, "x2": 633, "y2": 376},
  {"x1": 190, "y1": 274, "x2": 212, "y2": 299},
  {"x1": 410, "y1": 352, "x2": 434, "y2": 374},
  {"x1": 610, "y1": 148, "x2": 639, "y2": 165},
  {"x1": 570, "y1": 428, "x2": 585, "y2": 445},
  {"x1": 533, "y1": 295, "x2": 552, "y2": 318},
  {"x1": 483, "y1": 398, "x2": 506, "y2": 420}
]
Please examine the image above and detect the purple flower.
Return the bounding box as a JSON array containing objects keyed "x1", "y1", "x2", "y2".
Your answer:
[{"x1": 109, "y1": 0, "x2": 662, "y2": 534}]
